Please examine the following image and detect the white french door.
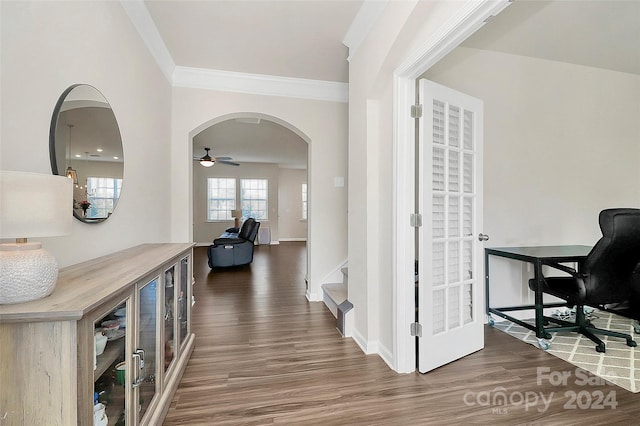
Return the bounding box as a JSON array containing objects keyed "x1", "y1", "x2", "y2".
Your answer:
[{"x1": 417, "y1": 79, "x2": 484, "y2": 373}]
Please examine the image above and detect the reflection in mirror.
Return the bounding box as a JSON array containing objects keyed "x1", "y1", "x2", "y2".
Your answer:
[{"x1": 50, "y1": 85, "x2": 124, "y2": 223}]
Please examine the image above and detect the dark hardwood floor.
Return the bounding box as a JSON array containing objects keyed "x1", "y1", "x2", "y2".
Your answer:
[{"x1": 164, "y1": 243, "x2": 640, "y2": 425}]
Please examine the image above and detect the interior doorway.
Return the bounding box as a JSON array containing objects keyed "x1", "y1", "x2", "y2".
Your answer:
[
  {"x1": 392, "y1": 1, "x2": 512, "y2": 374},
  {"x1": 189, "y1": 112, "x2": 310, "y2": 274}
]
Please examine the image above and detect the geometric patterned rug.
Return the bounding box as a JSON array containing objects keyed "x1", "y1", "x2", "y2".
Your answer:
[{"x1": 493, "y1": 309, "x2": 640, "y2": 393}]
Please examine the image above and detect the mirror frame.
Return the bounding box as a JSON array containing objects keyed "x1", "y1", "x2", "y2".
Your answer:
[{"x1": 49, "y1": 84, "x2": 124, "y2": 223}]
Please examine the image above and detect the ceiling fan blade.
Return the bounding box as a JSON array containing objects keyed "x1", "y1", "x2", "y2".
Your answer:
[
  {"x1": 219, "y1": 160, "x2": 240, "y2": 166},
  {"x1": 215, "y1": 156, "x2": 233, "y2": 160}
]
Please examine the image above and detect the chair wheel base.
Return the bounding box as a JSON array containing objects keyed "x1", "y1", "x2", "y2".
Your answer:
[{"x1": 537, "y1": 338, "x2": 550, "y2": 351}]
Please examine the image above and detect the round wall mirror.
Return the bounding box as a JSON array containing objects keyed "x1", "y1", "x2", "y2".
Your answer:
[{"x1": 50, "y1": 84, "x2": 124, "y2": 223}]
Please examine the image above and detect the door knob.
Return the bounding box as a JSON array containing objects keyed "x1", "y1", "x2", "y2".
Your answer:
[{"x1": 478, "y1": 233, "x2": 490, "y2": 241}]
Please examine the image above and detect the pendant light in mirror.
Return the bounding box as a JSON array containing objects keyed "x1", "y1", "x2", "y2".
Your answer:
[{"x1": 65, "y1": 124, "x2": 78, "y2": 185}]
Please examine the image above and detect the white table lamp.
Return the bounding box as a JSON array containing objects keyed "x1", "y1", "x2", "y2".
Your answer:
[
  {"x1": 231, "y1": 209, "x2": 242, "y2": 228},
  {"x1": 0, "y1": 171, "x2": 72, "y2": 304}
]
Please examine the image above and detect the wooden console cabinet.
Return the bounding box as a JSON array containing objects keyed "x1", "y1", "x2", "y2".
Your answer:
[{"x1": 0, "y1": 243, "x2": 195, "y2": 426}]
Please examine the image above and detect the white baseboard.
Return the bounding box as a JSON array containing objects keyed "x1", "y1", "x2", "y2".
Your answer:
[
  {"x1": 377, "y1": 342, "x2": 395, "y2": 371},
  {"x1": 306, "y1": 290, "x2": 322, "y2": 302},
  {"x1": 351, "y1": 327, "x2": 376, "y2": 355},
  {"x1": 195, "y1": 242, "x2": 210, "y2": 247},
  {"x1": 279, "y1": 238, "x2": 307, "y2": 242},
  {"x1": 349, "y1": 326, "x2": 395, "y2": 371}
]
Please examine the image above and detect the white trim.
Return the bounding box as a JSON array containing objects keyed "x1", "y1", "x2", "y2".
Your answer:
[
  {"x1": 319, "y1": 258, "x2": 349, "y2": 286},
  {"x1": 343, "y1": 0, "x2": 388, "y2": 61},
  {"x1": 173, "y1": 67, "x2": 349, "y2": 103},
  {"x1": 351, "y1": 327, "x2": 377, "y2": 355},
  {"x1": 377, "y1": 342, "x2": 395, "y2": 371},
  {"x1": 306, "y1": 290, "x2": 322, "y2": 302},
  {"x1": 279, "y1": 238, "x2": 308, "y2": 242},
  {"x1": 392, "y1": 0, "x2": 512, "y2": 374},
  {"x1": 120, "y1": 0, "x2": 175, "y2": 82},
  {"x1": 122, "y1": 1, "x2": 348, "y2": 102}
]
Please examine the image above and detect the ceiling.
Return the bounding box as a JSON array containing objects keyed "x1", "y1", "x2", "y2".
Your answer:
[
  {"x1": 193, "y1": 118, "x2": 309, "y2": 169},
  {"x1": 143, "y1": 0, "x2": 362, "y2": 169},
  {"x1": 139, "y1": 0, "x2": 638, "y2": 170},
  {"x1": 461, "y1": 0, "x2": 640, "y2": 76},
  {"x1": 144, "y1": 0, "x2": 362, "y2": 83}
]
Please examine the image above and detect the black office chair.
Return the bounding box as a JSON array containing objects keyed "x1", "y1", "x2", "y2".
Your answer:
[{"x1": 530, "y1": 208, "x2": 640, "y2": 352}]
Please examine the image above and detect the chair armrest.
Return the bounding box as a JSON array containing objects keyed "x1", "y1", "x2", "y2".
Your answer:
[
  {"x1": 225, "y1": 227, "x2": 240, "y2": 233},
  {"x1": 213, "y1": 238, "x2": 248, "y2": 246},
  {"x1": 538, "y1": 260, "x2": 587, "y2": 300},
  {"x1": 540, "y1": 260, "x2": 579, "y2": 277}
]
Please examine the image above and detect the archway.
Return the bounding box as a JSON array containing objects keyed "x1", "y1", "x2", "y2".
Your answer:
[{"x1": 189, "y1": 112, "x2": 311, "y2": 283}]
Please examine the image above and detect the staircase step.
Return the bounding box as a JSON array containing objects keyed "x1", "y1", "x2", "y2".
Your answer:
[{"x1": 322, "y1": 282, "x2": 347, "y2": 318}]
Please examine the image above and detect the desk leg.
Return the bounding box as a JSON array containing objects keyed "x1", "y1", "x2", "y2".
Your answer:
[
  {"x1": 485, "y1": 251, "x2": 490, "y2": 317},
  {"x1": 534, "y1": 260, "x2": 552, "y2": 339}
]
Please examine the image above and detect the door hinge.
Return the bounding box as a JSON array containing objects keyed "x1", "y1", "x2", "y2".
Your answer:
[
  {"x1": 410, "y1": 213, "x2": 422, "y2": 227},
  {"x1": 410, "y1": 322, "x2": 422, "y2": 337},
  {"x1": 411, "y1": 104, "x2": 423, "y2": 119}
]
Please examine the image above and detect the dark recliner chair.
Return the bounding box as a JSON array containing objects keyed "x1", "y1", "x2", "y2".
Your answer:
[
  {"x1": 208, "y1": 218, "x2": 260, "y2": 268},
  {"x1": 530, "y1": 208, "x2": 640, "y2": 352}
]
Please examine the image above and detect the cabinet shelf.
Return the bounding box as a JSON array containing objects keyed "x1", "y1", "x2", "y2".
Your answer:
[
  {"x1": 95, "y1": 338, "x2": 125, "y2": 382},
  {"x1": 0, "y1": 243, "x2": 195, "y2": 426}
]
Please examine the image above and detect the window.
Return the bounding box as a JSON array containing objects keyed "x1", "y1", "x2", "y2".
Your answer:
[
  {"x1": 302, "y1": 183, "x2": 307, "y2": 220},
  {"x1": 86, "y1": 177, "x2": 122, "y2": 219},
  {"x1": 241, "y1": 178, "x2": 268, "y2": 220},
  {"x1": 207, "y1": 178, "x2": 236, "y2": 220}
]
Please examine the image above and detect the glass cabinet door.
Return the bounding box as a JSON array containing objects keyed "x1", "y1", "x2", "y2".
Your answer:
[
  {"x1": 179, "y1": 256, "x2": 190, "y2": 349},
  {"x1": 135, "y1": 276, "x2": 159, "y2": 422},
  {"x1": 93, "y1": 298, "x2": 129, "y2": 426},
  {"x1": 163, "y1": 265, "x2": 176, "y2": 372}
]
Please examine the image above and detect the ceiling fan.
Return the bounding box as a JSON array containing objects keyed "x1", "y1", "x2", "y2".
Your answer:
[{"x1": 195, "y1": 148, "x2": 240, "y2": 167}]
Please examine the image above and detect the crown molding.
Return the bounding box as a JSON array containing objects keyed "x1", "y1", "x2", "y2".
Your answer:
[
  {"x1": 342, "y1": 0, "x2": 388, "y2": 61},
  {"x1": 120, "y1": 0, "x2": 176, "y2": 82},
  {"x1": 173, "y1": 67, "x2": 348, "y2": 103},
  {"x1": 122, "y1": 1, "x2": 348, "y2": 102}
]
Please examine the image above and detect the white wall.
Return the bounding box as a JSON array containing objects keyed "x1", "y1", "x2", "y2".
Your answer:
[
  {"x1": 348, "y1": 0, "x2": 640, "y2": 368},
  {"x1": 170, "y1": 88, "x2": 347, "y2": 299},
  {"x1": 1, "y1": 1, "x2": 173, "y2": 267},
  {"x1": 193, "y1": 162, "x2": 280, "y2": 244},
  {"x1": 278, "y1": 168, "x2": 308, "y2": 241},
  {"x1": 425, "y1": 46, "x2": 640, "y2": 308},
  {"x1": 348, "y1": 0, "x2": 466, "y2": 361}
]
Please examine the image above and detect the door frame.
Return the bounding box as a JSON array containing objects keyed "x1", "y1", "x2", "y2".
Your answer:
[{"x1": 392, "y1": 0, "x2": 511, "y2": 373}]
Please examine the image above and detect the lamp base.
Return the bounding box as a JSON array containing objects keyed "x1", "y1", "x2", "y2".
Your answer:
[{"x1": 0, "y1": 242, "x2": 58, "y2": 305}]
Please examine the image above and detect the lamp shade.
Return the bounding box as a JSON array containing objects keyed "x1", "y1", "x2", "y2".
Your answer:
[
  {"x1": 231, "y1": 209, "x2": 242, "y2": 219},
  {"x1": 1, "y1": 171, "x2": 72, "y2": 304},
  {"x1": 0, "y1": 170, "x2": 73, "y2": 239}
]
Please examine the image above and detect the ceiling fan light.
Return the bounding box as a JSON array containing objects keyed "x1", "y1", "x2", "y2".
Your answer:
[{"x1": 199, "y1": 147, "x2": 216, "y2": 167}]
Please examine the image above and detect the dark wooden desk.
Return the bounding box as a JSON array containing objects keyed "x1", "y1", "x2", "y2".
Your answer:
[{"x1": 485, "y1": 245, "x2": 592, "y2": 340}]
